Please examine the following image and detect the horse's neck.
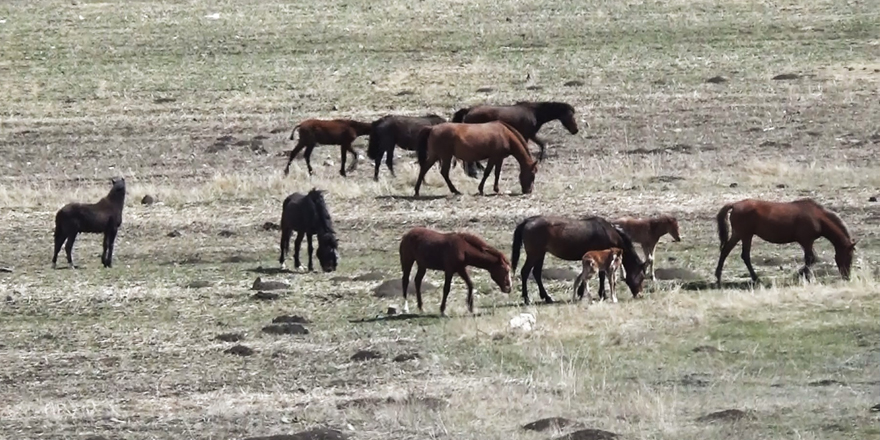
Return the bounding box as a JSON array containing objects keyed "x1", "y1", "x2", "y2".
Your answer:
[
  {"x1": 820, "y1": 217, "x2": 850, "y2": 249},
  {"x1": 533, "y1": 105, "x2": 557, "y2": 126},
  {"x1": 463, "y1": 247, "x2": 502, "y2": 270},
  {"x1": 510, "y1": 139, "x2": 535, "y2": 167},
  {"x1": 351, "y1": 121, "x2": 371, "y2": 135}
]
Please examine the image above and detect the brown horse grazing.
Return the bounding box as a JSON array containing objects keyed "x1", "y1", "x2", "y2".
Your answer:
[
  {"x1": 511, "y1": 215, "x2": 646, "y2": 305},
  {"x1": 451, "y1": 101, "x2": 579, "y2": 161},
  {"x1": 52, "y1": 177, "x2": 126, "y2": 269},
  {"x1": 367, "y1": 113, "x2": 482, "y2": 181},
  {"x1": 613, "y1": 215, "x2": 682, "y2": 281},
  {"x1": 413, "y1": 121, "x2": 538, "y2": 196},
  {"x1": 284, "y1": 118, "x2": 372, "y2": 177},
  {"x1": 572, "y1": 248, "x2": 623, "y2": 303},
  {"x1": 715, "y1": 198, "x2": 857, "y2": 286},
  {"x1": 399, "y1": 227, "x2": 512, "y2": 316}
]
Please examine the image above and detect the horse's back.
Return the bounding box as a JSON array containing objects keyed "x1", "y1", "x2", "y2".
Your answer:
[
  {"x1": 527, "y1": 215, "x2": 631, "y2": 261},
  {"x1": 400, "y1": 227, "x2": 456, "y2": 269}
]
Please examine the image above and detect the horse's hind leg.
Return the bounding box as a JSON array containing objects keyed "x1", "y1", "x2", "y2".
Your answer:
[
  {"x1": 400, "y1": 257, "x2": 414, "y2": 313},
  {"x1": 714, "y1": 235, "x2": 741, "y2": 287},
  {"x1": 531, "y1": 255, "x2": 554, "y2": 303},
  {"x1": 279, "y1": 228, "x2": 292, "y2": 269},
  {"x1": 740, "y1": 235, "x2": 759, "y2": 283},
  {"x1": 439, "y1": 158, "x2": 461, "y2": 195},
  {"x1": 643, "y1": 241, "x2": 657, "y2": 281},
  {"x1": 608, "y1": 269, "x2": 619, "y2": 303},
  {"x1": 52, "y1": 229, "x2": 66, "y2": 269},
  {"x1": 285, "y1": 142, "x2": 307, "y2": 175},
  {"x1": 339, "y1": 142, "x2": 356, "y2": 176},
  {"x1": 520, "y1": 256, "x2": 536, "y2": 305},
  {"x1": 64, "y1": 232, "x2": 78, "y2": 269},
  {"x1": 384, "y1": 144, "x2": 396, "y2": 177},
  {"x1": 597, "y1": 271, "x2": 607, "y2": 301},
  {"x1": 293, "y1": 232, "x2": 305, "y2": 270},
  {"x1": 414, "y1": 265, "x2": 427, "y2": 313},
  {"x1": 303, "y1": 145, "x2": 316, "y2": 175},
  {"x1": 572, "y1": 272, "x2": 584, "y2": 302}
]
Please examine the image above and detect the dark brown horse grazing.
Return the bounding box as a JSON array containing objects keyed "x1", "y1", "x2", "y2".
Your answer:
[
  {"x1": 367, "y1": 114, "x2": 482, "y2": 180},
  {"x1": 451, "y1": 101, "x2": 579, "y2": 161},
  {"x1": 715, "y1": 198, "x2": 857, "y2": 286},
  {"x1": 399, "y1": 227, "x2": 512, "y2": 316},
  {"x1": 284, "y1": 118, "x2": 372, "y2": 177},
  {"x1": 279, "y1": 188, "x2": 339, "y2": 272},
  {"x1": 52, "y1": 177, "x2": 126, "y2": 269},
  {"x1": 511, "y1": 215, "x2": 647, "y2": 305},
  {"x1": 413, "y1": 121, "x2": 538, "y2": 196}
]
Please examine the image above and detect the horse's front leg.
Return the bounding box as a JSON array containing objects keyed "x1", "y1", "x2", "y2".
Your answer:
[
  {"x1": 799, "y1": 241, "x2": 818, "y2": 282},
  {"x1": 439, "y1": 157, "x2": 461, "y2": 195},
  {"x1": 532, "y1": 135, "x2": 548, "y2": 161},
  {"x1": 477, "y1": 161, "x2": 495, "y2": 195},
  {"x1": 103, "y1": 228, "x2": 117, "y2": 268},
  {"x1": 740, "y1": 235, "x2": 759, "y2": 283},
  {"x1": 458, "y1": 268, "x2": 475, "y2": 313},
  {"x1": 439, "y1": 270, "x2": 455, "y2": 316},
  {"x1": 413, "y1": 159, "x2": 435, "y2": 196},
  {"x1": 306, "y1": 233, "x2": 315, "y2": 272}
]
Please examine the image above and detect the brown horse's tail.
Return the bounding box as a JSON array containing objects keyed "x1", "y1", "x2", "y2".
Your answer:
[
  {"x1": 289, "y1": 125, "x2": 301, "y2": 141},
  {"x1": 451, "y1": 108, "x2": 470, "y2": 123},
  {"x1": 416, "y1": 126, "x2": 431, "y2": 167},
  {"x1": 716, "y1": 203, "x2": 735, "y2": 249},
  {"x1": 511, "y1": 218, "x2": 528, "y2": 270}
]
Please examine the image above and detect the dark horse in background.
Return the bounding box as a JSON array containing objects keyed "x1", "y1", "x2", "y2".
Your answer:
[
  {"x1": 53, "y1": 177, "x2": 126, "y2": 269},
  {"x1": 452, "y1": 101, "x2": 580, "y2": 161},
  {"x1": 279, "y1": 188, "x2": 339, "y2": 272},
  {"x1": 367, "y1": 114, "x2": 482, "y2": 181},
  {"x1": 511, "y1": 215, "x2": 647, "y2": 305},
  {"x1": 284, "y1": 118, "x2": 372, "y2": 177},
  {"x1": 715, "y1": 198, "x2": 856, "y2": 287}
]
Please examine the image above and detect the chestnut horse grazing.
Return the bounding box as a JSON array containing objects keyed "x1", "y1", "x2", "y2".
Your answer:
[
  {"x1": 572, "y1": 248, "x2": 623, "y2": 303},
  {"x1": 511, "y1": 215, "x2": 646, "y2": 305},
  {"x1": 52, "y1": 177, "x2": 126, "y2": 269},
  {"x1": 284, "y1": 118, "x2": 372, "y2": 177},
  {"x1": 367, "y1": 114, "x2": 482, "y2": 180},
  {"x1": 451, "y1": 101, "x2": 579, "y2": 160},
  {"x1": 715, "y1": 198, "x2": 857, "y2": 287},
  {"x1": 613, "y1": 215, "x2": 682, "y2": 281},
  {"x1": 399, "y1": 227, "x2": 512, "y2": 316},
  {"x1": 413, "y1": 121, "x2": 538, "y2": 196}
]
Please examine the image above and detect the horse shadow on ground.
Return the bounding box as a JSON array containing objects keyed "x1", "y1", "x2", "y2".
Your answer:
[
  {"x1": 349, "y1": 313, "x2": 444, "y2": 324},
  {"x1": 679, "y1": 279, "x2": 766, "y2": 291},
  {"x1": 374, "y1": 195, "x2": 449, "y2": 202},
  {"x1": 245, "y1": 266, "x2": 295, "y2": 275}
]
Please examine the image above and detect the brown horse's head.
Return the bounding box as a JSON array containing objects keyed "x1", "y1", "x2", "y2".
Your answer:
[
  {"x1": 665, "y1": 216, "x2": 682, "y2": 242},
  {"x1": 489, "y1": 259, "x2": 513, "y2": 294},
  {"x1": 519, "y1": 162, "x2": 538, "y2": 194},
  {"x1": 834, "y1": 239, "x2": 857, "y2": 280}
]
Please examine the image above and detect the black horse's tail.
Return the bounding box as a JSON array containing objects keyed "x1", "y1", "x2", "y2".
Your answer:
[
  {"x1": 366, "y1": 119, "x2": 384, "y2": 160},
  {"x1": 289, "y1": 124, "x2": 301, "y2": 141},
  {"x1": 416, "y1": 126, "x2": 431, "y2": 167},
  {"x1": 451, "y1": 108, "x2": 470, "y2": 123},
  {"x1": 716, "y1": 203, "x2": 735, "y2": 249},
  {"x1": 511, "y1": 218, "x2": 528, "y2": 270}
]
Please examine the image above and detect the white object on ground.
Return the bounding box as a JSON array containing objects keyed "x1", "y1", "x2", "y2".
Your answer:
[{"x1": 509, "y1": 313, "x2": 536, "y2": 332}]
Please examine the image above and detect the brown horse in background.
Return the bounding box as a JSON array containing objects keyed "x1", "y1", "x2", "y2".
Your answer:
[
  {"x1": 399, "y1": 227, "x2": 512, "y2": 316},
  {"x1": 613, "y1": 215, "x2": 682, "y2": 281},
  {"x1": 284, "y1": 118, "x2": 372, "y2": 177},
  {"x1": 452, "y1": 101, "x2": 579, "y2": 161},
  {"x1": 511, "y1": 215, "x2": 646, "y2": 305},
  {"x1": 715, "y1": 198, "x2": 857, "y2": 287},
  {"x1": 413, "y1": 121, "x2": 538, "y2": 196}
]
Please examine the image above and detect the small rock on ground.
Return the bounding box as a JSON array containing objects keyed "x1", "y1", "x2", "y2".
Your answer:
[
  {"x1": 252, "y1": 277, "x2": 290, "y2": 291},
  {"x1": 808, "y1": 379, "x2": 846, "y2": 387},
  {"x1": 772, "y1": 73, "x2": 801, "y2": 80},
  {"x1": 696, "y1": 409, "x2": 752, "y2": 423},
  {"x1": 218, "y1": 230, "x2": 236, "y2": 237},
  {"x1": 167, "y1": 230, "x2": 182, "y2": 238},
  {"x1": 392, "y1": 353, "x2": 420, "y2": 362},
  {"x1": 141, "y1": 195, "x2": 155, "y2": 205},
  {"x1": 522, "y1": 417, "x2": 578, "y2": 431},
  {"x1": 244, "y1": 428, "x2": 348, "y2": 440},
  {"x1": 273, "y1": 314, "x2": 311, "y2": 324},
  {"x1": 351, "y1": 350, "x2": 382, "y2": 361},
  {"x1": 215, "y1": 332, "x2": 244, "y2": 342},
  {"x1": 186, "y1": 280, "x2": 212, "y2": 289},
  {"x1": 224, "y1": 344, "x2": 255, "y2": 356},
  {"x1": 706, "y1": 75, "x2": 728, "y2": 84},
  {"x1": 692, "y1": 345, "x2": 722, "y2": 354},
  {"x1": 251, "y1": 291, "x2": 280, "y2": 301},
  {"x1": 262, "y1": 323, "x2": 309, "y2": 335},
  {"x1": 553, "y1": 428, "x2": 618, "y2": 440},
  {"x1": 263, "y1": 222, "x2": 281, "y2": 231}
]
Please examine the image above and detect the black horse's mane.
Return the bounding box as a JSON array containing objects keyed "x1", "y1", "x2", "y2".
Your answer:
[
  {"x1": 306, "y1": 188, "x2": 336, "y2": 238},
  {"x1": 580, "y1": 215, "x2": 644, "y2": 269}
]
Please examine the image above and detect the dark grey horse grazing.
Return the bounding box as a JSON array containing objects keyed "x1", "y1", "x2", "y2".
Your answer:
[
  {"x1": 52, "y1": 177, "x2": 126, "y2": 269},
  {"x1": 510, "y1": 215, "x2": 646, "y2": 305},
  {"x1": 367, "y1": 113, "x2": 483, "y2": 180},
  {"x1": 279, "y1": 188, "x2": 339, "y2": 272},
  {"x1": 452, "y1": 101, "x2": 580, "y2": 161}
]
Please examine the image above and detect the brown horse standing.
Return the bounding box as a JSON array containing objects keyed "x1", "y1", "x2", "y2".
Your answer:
[
  {"x1": 399, "y1": 227, "x2": 512, "y2": 316},
  {"x1": 613, "y1": 215, "x2": 682, "y2": 281},
  {"x1": 572, "y1": 247, "x2": 624, "y2": 303},
  {"x1": 715, "y1": 198, "x2": 857, "y2": 287},
  {"x1": 284, "y1": 118, "x2": 372, "y2": 177},
  {"x1": 413, "y1": 121, "x2": 538, "y2": 196},
  {"x1": 451, "y1": 101, "x2": 579, "y2": 160},
  {"x1": 511, "y1": 215, "x2": 646, "y2": 305}
]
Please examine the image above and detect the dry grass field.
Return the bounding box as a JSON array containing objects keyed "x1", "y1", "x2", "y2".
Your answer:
[{"x1": 2, "y1": 1, "x2": 880, "y2": 439}]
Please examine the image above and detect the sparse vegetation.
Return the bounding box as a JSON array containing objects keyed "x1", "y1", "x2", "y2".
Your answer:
[{"x1": 1, "y1": 1, "x2": 879, "y2": 439}]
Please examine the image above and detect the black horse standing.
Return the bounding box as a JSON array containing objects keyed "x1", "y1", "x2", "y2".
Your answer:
[
  {"x1": 452, "y1": 101, "x2": 580, "y2": 161},
  {"x1": 279, "y1": 188, "x2": 339, "y2": 272},
  {"x1": 52, "y1": 177, "x2": 126, "y2": 269},
  {"x1": 367, "y1": 113, "x2": 483, "y2": 180}
]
